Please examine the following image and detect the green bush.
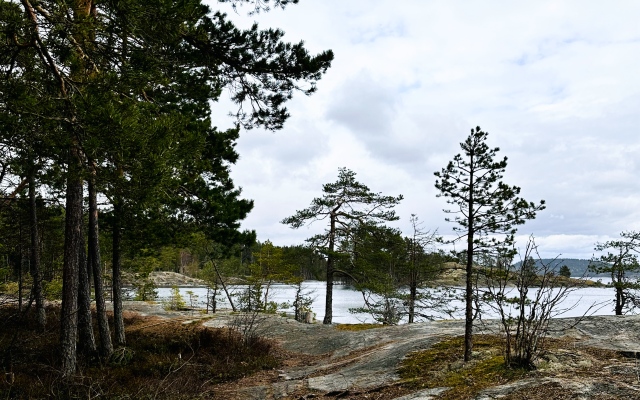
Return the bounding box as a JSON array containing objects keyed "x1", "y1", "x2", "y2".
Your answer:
[
  {"x1": 43, "y1": 279, "x2": 63, "y2": 300},
  {"x1": 163, "y1": 286, "x2": 186, "y2": 310},
  {"x1": 236, "y1": 283, "x2": 264, "y2": 312},
  {"x1": 0, "y1": 281, "x2": 19, "y2": 296},
  {"x1": 133, "y1": 274, "x2": 158, "y2": 301}
]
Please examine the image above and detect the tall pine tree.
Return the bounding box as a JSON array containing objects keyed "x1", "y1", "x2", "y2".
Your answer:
[{"x1": 434, "y1": 127, "x2": 545, "y2": 362}]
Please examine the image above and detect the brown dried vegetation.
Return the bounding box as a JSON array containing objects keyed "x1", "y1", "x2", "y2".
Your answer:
[{"x1": 0, "y1": 306, "x2": 279, "y2": 399}]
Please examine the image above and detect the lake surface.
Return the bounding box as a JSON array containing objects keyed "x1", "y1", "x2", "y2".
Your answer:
[{"x1": 154, "y1": 279, "x2": 620, "y2": 324}]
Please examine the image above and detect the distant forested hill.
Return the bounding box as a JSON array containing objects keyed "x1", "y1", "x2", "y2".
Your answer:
[
  {"x1": 518, "y1": 259, "x2": 608, "y2": 277},
  {"x1": 543, "y1": 259, "x2": 600, "y2": 277}
]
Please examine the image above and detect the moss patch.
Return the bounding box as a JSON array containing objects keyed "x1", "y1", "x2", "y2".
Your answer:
[
  {"x1": 398, "y1": 335, "x2": 528, "y2": 400},
  {"x1": 335, "y1": 323, "x2": 385, "y2": 331}
]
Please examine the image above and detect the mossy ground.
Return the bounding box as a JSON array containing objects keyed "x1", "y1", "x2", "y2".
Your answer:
[
  {"x1": 397, "y1": 334, "x2": 639, "y2": 400},
  {"x1": 398, "y1": 335, "x2": 529, "y2": 400}
]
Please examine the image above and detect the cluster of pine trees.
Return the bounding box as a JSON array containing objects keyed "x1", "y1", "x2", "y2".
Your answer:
[{"x1": 0, "y1": 0, "x2": 332, "y2": 377}]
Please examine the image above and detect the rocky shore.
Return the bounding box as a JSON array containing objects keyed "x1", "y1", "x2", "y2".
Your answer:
[
  {"x1": 120, "y1": 271, "x2": 208, "y2": 287},
  {"x1": 147, "y1": 271, "x2": 207, "y2": 287}
]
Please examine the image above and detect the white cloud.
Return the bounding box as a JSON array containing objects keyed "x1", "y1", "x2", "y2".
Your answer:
[{"x1": 206, "y1": 1, "x2": 640, "y2": 258}]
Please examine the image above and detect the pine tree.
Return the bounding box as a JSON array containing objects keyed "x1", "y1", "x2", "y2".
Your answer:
[
  {"x1": 434, "y1": 127, "x2": 545, "y2": 362},
  {"x1": 282, "y1": 168, "x2": 402, "y2": 324},
  {"x1": 558, "y1": 265, "x2": 571, "y2": 278},
  {"x1": 590, "y1": 231, "x2": 640, "y2": 315}
]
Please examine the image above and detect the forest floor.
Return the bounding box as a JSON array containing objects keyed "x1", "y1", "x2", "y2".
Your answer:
[{"x1": 121, "y1": 301, "x2": 640, "y2": 399}]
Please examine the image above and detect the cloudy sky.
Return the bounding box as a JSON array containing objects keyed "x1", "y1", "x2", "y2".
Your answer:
[{"x1": 208, "y1": 1, "x2": 640, "y2": 259}]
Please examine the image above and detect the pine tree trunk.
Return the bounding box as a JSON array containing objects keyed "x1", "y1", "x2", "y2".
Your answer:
[
  {"x1": 112, "y1": 199, "x2": 126, "y2": 346},
  {"x1": 408, "y1": 271, "x2": 417, "y2": 324},
  {"x1": 78, "y1": 225, "x2": 97, "y2": 356},
  {"x1": 61, "y1": 0, "x2": 94, "y2": 377},
  {"x1": 464, "y1": 163, "x2": 475, "y2": 363},
  {"x1": 615, "y1": 286, "x2": 623, "y2": 315},
  {"x1": 323, "y1": 214, "x2": 336, "y2": 325},
  {"x1": 89, "y1": 175, "x2": 113, "y2": 358},
  {"x1": 214, "y1": 263, "x2": 235, "y2": 311},
  {"x1": 18, "y1": 242, "x2": 23, "y2": 313},
  {"x1": 29, "y1": 171, "x2": 46, "y2": 331},
  {"x1": 464, "y1": 237, "x2": 474, "y2": 361},
  {"x1": 323, "y1": 262, "x2": 333, "y2": 325},
  {"x1": 60, "y1": 148, "x2": 83, "y2": 378}
]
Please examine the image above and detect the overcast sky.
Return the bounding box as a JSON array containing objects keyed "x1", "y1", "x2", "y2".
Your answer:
[{"x1": 208, "y1": 1, "x2": 640, "y2": 259}]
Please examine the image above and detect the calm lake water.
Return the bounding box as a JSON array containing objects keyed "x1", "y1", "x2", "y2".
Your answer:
[{"x1": 154, "y1": 279, "x2": 620, "y2": 324}]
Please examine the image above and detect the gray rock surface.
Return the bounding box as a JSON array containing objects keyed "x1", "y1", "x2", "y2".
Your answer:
[
  {"x1": 148, "y1": 271, "x2": 207, "y2": 287},
  {"x1": 550, "y1": 314, "x2": 640, "y2": 354},
  {"x1": 392, "y1": 388, "x2": 448, "y2": 400}
]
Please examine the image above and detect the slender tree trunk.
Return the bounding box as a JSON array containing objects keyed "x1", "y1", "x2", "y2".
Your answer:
[
  {"x1": 61, "y1": 0, "x2": 95, "y2": 377},
  {"x1": 263, "y1": 280, "x2": 271, "y2": 311},
  {"x1": 18, "y1": 243, "x2": 23, "y2": 313},
  {"x1": 208, "y1": 286, "x2": 218, "y2": 314},
  {"x1": 613, "y1": 267, "x2": 624, "y2": 315},
  {"x1": 615, "y1": 285, "x2": 623, "y2": 315},
  {"x1": 408, "y1": 271, "x2": 417, "y2": 324},
  {"x1": 60, "y1": 147, "x2": 83, "y2": 378},
  {"x1": 464, "y1": 161, "x2": 475, "y2": 362},
  {"x1": 464, "y1": 229, "x2": 474, "y2": 361},
  {"x1": 323, "y1": 214, "x2": 336, "y2": 324},
  {"x1": 112, "y1": 199, "x2": 126, "y2": 346},
  {"x1": 214, "y1": 262, "x2": 235, "y2": 312},
  {"x1": 77, "y1": 224, "x2": 97, "y2": 356},
  {"x1": 88, "y1": 175, "x2": 113, "y2": 358},
  {"x1": 408, "y1": 236, "x2": 418, "y2": 324},
  {"x1": 294, "y1": 283, "x2": 301, "y2": 321},
  {"x1": 28, "y1": 171, "x2": 46, "y2": 330}
]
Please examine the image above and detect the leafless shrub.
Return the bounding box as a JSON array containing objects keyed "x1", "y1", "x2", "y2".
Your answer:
[
  {"x1": 479, "y1": 235, "x2": 595, "y2": 369},
  {"x1": 228, "y1": 309, "x2": 269, "y2": 346}
]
